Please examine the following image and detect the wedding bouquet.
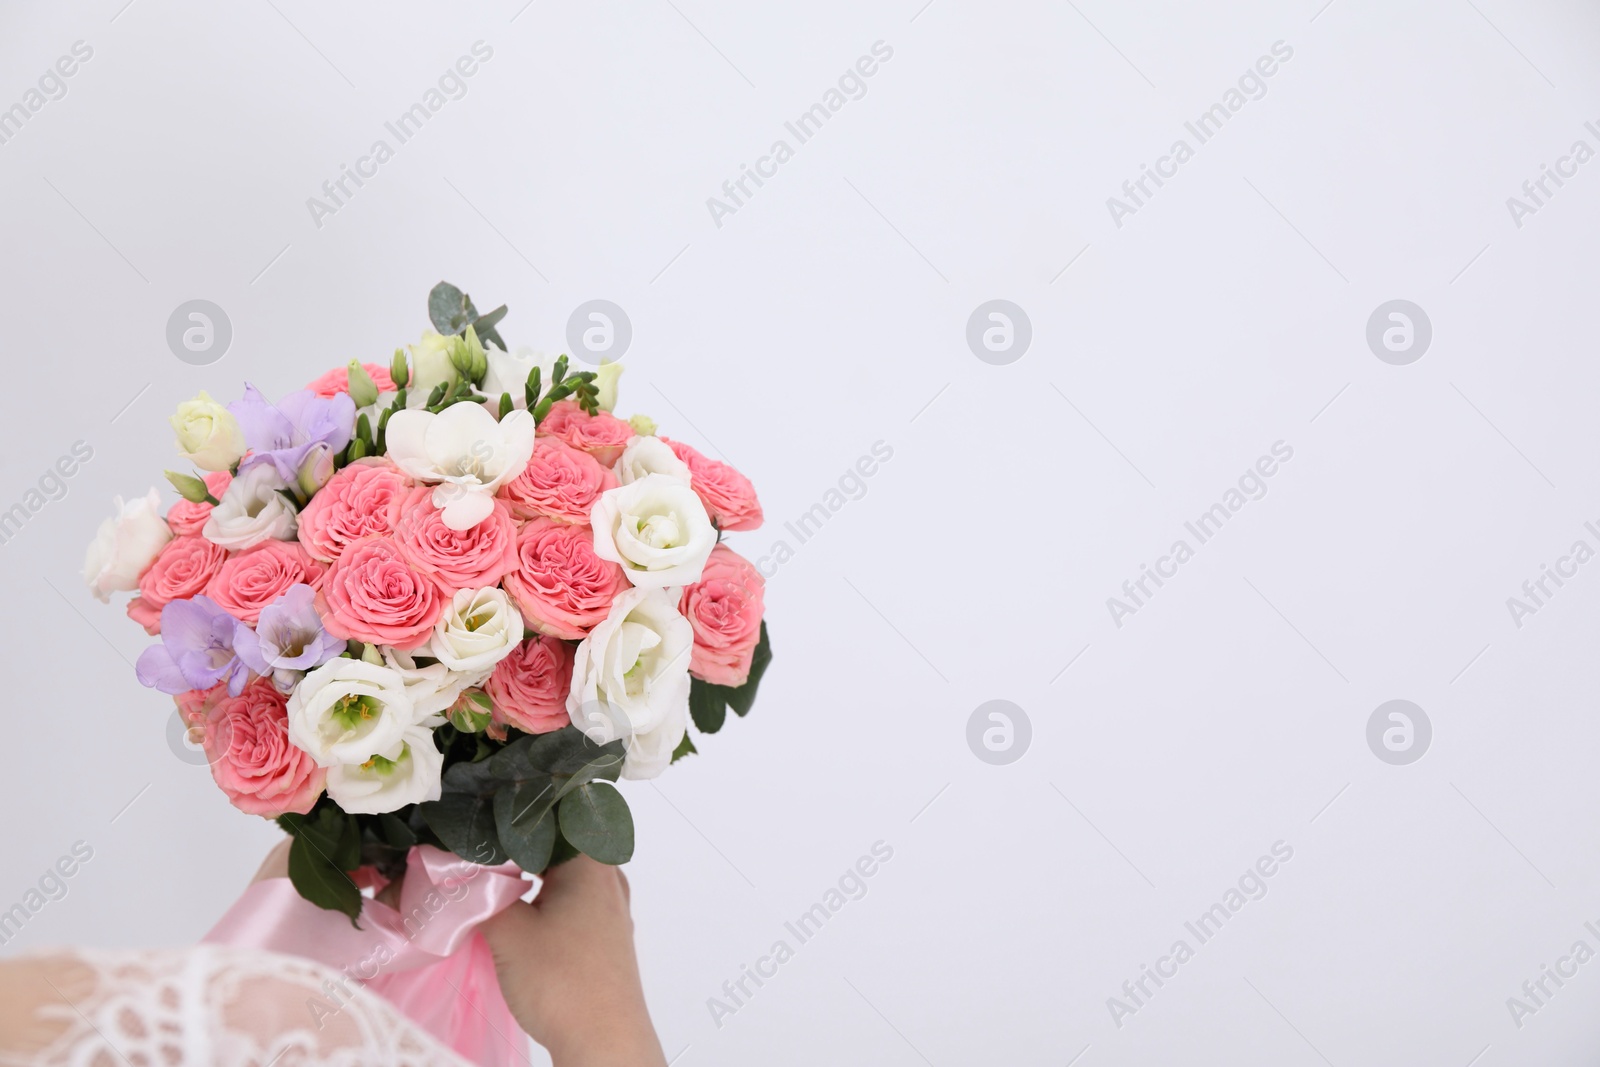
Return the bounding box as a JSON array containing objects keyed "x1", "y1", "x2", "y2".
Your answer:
[{"x1": 84, "y1": 283, "x2": 772, "y2": 921}]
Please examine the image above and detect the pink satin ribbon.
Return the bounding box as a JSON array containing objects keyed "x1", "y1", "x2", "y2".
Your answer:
[{"x1": 204, "y1": 845, "x2": 536, "y2": 1065}]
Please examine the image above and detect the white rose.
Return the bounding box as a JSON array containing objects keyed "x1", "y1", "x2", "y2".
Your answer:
[
  {"x1": 287, "y1": 659, "x2": 417, "y2": 767},
  {"x1": 326, "y1": 725, "x2": 444, "y2": 814},
  {"x1": 430, "y1": 586, "x2": 524, "y2": 673},
  {"x1": 405, "y1": 331, "x2": 462, "y2": 408},
  {"x1": 382, "y1": 645, "x2": 491, "y2": 720},
  {"x1": 613, "y1": 435, "x2": 692, "y2": 487},
  {"x1": 481, "y1": 345, "x2": 559, "y2": 408},
  {"x1": 384, "y1": 403, "x2": 535, "y2": 530},
  {"x1": 568, "y1": 587, "x2": 692, "y2": 780},
  {"x1": 170, "y1": 391, "x2": 246, "y2": 472},
  {"x1": 590, "y1": 474, "x2": 716, "y2": 588},
  {"x1": 594, "y1": 360, "x2": 623, "y2": 412},
  {"x1": 202, "y1": 463, "x2": 298, "y2": 550},
  {"x1": 82, "y1": 489, "x2": 172, "y2": 602}
]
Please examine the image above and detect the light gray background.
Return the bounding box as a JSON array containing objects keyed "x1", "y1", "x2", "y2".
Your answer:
[{"x1": 3, "y1": 0, "x2": 1599, "y2": 1064}]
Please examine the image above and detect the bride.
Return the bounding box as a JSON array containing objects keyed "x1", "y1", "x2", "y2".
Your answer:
[{"x1": 0, "y1": 848, "x2": 667, "y2": 1067}]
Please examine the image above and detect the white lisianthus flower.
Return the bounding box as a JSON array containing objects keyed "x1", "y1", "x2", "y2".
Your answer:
[
  {"x1": 381, "y1": 645, "x2": 491, "y2": 720},
  {"x1": 82, "y1": 489, "x2": 172, "y2": 602},
  {"x1": 287, "y1": 659, "x2": 416, "y2": 767},
  {"x1": 384, "y1": 403, "x2": 535, "y2": 531},
  {"x1": 590, "y1": 474, "x2": 716, "y2": 588},
  {"x1": 431, "y1": 586, "x2": 524, "y2": 673},
  {"x1": 613, "y1": 435, "x2": 692, "y2": 487},
  {"x1": 481, "y1": 344, "x2": 559, "y2": 408},
  {"x1": 405, "y1": 331, "x2": 461, "y2": 408},
  {"x1": 326, "y1": 725, "x2": 444, "y2": 814},
  {"x1": 568, "y1": 587, "x2": 692, "y2": 780},
  {"x1": 170, "y1": 391, "x2": 246, "y2": 472},
  {"x1": 202, "y1": 463, "x2": 298, "y2": 550},
  {"x1": 594, "y1": 360, "x2": 623, "y2": 412}
]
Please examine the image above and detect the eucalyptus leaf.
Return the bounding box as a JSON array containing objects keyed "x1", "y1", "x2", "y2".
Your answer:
[
  {"x1": 558, "y1": 782, "x2": 634, "y2": 865},
  {"x1": 419, "y1": 792, "x2": 506, "y2": 865},
  {"x1": 494, "y1": 781, "x2": 560, "y2": 873}
]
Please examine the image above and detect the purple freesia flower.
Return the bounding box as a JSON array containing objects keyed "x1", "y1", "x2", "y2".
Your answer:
[
  {"x1": 135, "y1": 596, "x2": 251, "y2": 696},
  {"x1": 229, "y1": 384, "x2": 355, "y2": 486},
  {"x1": 234, "y1": 583, "x2": 345, "y2": 691}
]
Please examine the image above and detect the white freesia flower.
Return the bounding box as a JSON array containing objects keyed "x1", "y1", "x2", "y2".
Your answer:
[
  {"x1": 170, "y1": 391, "x2": 246, "y2": 472},
  {"x1": 82, "y1": 489, "x2": 172, "y2": 602},
  {"x1": 568, "y1": 587, "x2": 692, "y2": 780},
  {"x1": 590, "y1": 474, "x2": 716, "y2": 588},
  {"x1": 481, "y1": 344, "x2": 559, "y2": 408},
  {"x1": 382, "y1": 645, "x2": 491, "y2": 720},
  {"x1": 430, "y1": 586, "x2": 524, "y2": 673},
  {"x1": 202, "y1": 463, "x2": 298, "y2": 550},
  {"x1": 613, "y1": 435, "x2": 692, "y2": 487},
  {"x1": 384, "y1": 403, "x2": 535, "y2": 531},
  {"x1": 594, "y1": 360, "x2": 623, "y2": 412},
  {"x1": 287, "y1": 659, "x2": 416, "y2": 768},
  {"x1": 326, "y1": 725, "x2": 444, "y2": 814},
  {"x1": 405, "y1": 331, "x2": 461, "y2": 408}
]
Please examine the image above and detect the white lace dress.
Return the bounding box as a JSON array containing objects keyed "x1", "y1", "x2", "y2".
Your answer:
[{"x1": 0, "y1": 945, "x2": 475, "y2": 1066}]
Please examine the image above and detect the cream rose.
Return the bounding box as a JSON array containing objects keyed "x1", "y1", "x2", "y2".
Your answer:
[
  {"x1": 82, "y1": 489, "x2": 173, "y2": 602},
  {"x1": 613, "y1": 435, "x2": 691, "y2": 487},
  {"x1": 170, "y1": 391, "x2": 246, "y2": 472},
  {"x1": 429, "y1": 586, "x2": 525, "y2": 674},
  {"x1": 286, "y1": 658, "x2": 417, "y2": 767},
  {"x1": 594, "y1": 360, "x2": 623, "y2": 412},
  {"x1": 203, "y1": 464, "x2": 298, "y2": 550},
  {"x1": 589, "y1": 474, "x2": 716, "y2": 588},
  {"x1": 405, "y1": 331, "x2": 462, "y2": 408},
  {"x1": 325, "y1": 724, "x2": 444, "y2": 814},
  {"x1": 567, "y1": 587, "x2": 692, "y2": 780}
]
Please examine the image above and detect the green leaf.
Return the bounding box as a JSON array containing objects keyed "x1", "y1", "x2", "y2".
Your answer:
[
  {"x1": 671, "y1": 732, "x2": 697, "y2": 763},
  {"x1": 558, "y1": 782, "x2": 634, "y2": 865},
  {"x1": 419, "y1": 792, "x2": 506, "y2": 865},
  {"x1": 498, "y1": 392, "x2": 513, "y2": 420},
  {"x1": 287, "y1": 834, "x2": 363, "y2": 925},
  {"x1": 280, "y1": 806, "x2": 363, "y2": 925},
  {"x1": 727, "y1": 621, "x2": 772, "y2": 716},
  {"x1": 428, "y1": 281, "x2": 470, "y2": 335},
  {"x1": 494, "y1": 780, "x2": 560, "y2": 873},
  {"x1": 689, "y1": 680, "x2": 727, "y2": 734},
  {"x1": 474, "y1": 305, "x2": 509, "y2": 350},
  {"x1": 421, "y1": 793, "x2": 505, "y2": 865},
  {"x1": 376, "y1": 812, "x2": 416, "y2": 851},
  {"x1": 689, "y1": 622, "x2": 773, "y2": 726}
]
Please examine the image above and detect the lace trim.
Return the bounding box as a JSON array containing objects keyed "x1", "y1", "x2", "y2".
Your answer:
[{"x1": 0, "y1": 945, "x2": 473, "y2": 1066}]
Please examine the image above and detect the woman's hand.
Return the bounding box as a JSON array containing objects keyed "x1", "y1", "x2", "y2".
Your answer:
[{"x1": 480, "y1": 856, "x2": 666, "y2": 1067}]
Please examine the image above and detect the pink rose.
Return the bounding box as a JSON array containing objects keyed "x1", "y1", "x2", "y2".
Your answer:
[
  {"x1": 166, "y1": 471, "x2": 233, "y2": 536},
  {"x1": 129, "y1": 535, "x2": 230, "y2": 633},
  {"x1": 175, "y1": 683, "x2": 228, "y2": 726},
  {"x1": 205, "y1": 540, "x2": 328, "y2": 625},
  {"x1": 202, "y1": 677, "x2": 325, "y2": 816},
  {"x1": 486, "y1": 635, "x2": 575, "y2": 735},
  {"x1": 391, "y1": 485, "x2": 520, "y2": 596},
  {"x1": 664, "y1": 438, "x2": 764, "y2": 532},
  {"x1": 497, "y1": 436, "x2": 618, "y2": 525},
  {"x1": 306, "y1": 362, "x2": 397, "y2": 398},
  {"x1": 502, "y1": 519, "x2": 628, "y2": 640},
  {"x1": 316, "y1": 536, "x2": 444, "y2": 650},
  {"x1": 297, "y1": 458, "x2": 412, "y2": 562},
  {"x1": 538, "y1": 400, "x2": 635, "y2": 466},
  {"x1": 678, "y1": 544, "x2": 766, "y2": 686}
]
